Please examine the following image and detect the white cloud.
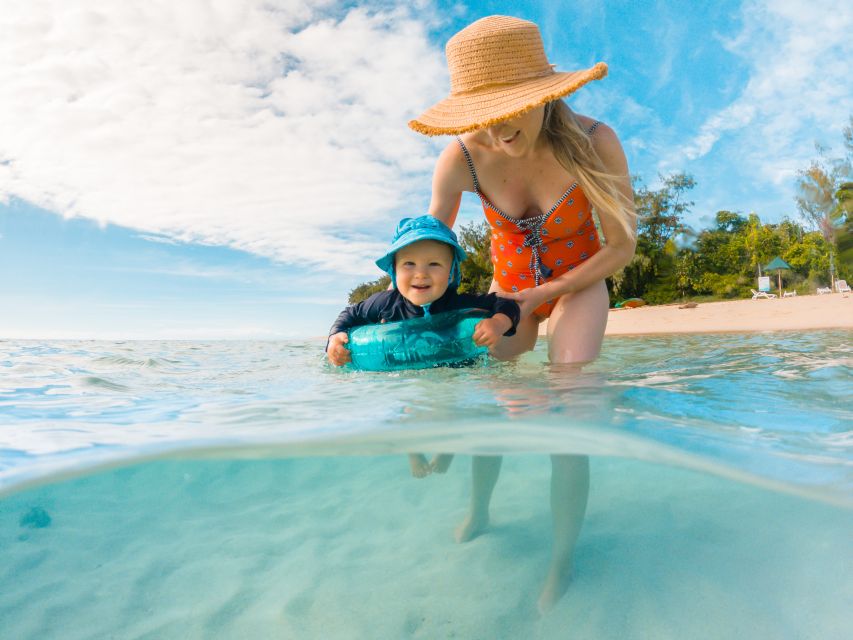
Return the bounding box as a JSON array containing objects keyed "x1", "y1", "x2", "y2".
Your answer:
[
  {"x1": 0, "y1": 1, "x2": 448, "y2": 275},
  {"x1": 135, "y1": 233, "x2": 181, "y2": 245},
  {"x1": 671, "y1": 0, "x2": 852, "y2": 182}
]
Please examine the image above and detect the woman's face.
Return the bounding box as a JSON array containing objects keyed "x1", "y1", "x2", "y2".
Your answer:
[{"x1": 484, "y1": 105, "x2": 546, "y2": 157}]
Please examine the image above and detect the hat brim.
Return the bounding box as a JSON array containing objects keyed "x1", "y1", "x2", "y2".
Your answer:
[
  {"x1": 375, "y1": 233, "x2": 468, "y2": 276},
  {"x1": 409, "y1": 62, "x2": 607, "y2": 137}
]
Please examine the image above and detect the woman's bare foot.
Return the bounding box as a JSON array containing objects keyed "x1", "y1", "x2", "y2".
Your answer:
[
  {"x1": 537, "y1": 561, "x2": 573, "y2": 614},
  {"x1": 454, "y1": 511, "x2": 489, "y2": 543},
  {"x1": 408, "y1": 454, "x2": 431, "y2": 478},
  {"x1": 429, "y1": 453, "x2": 454, "y2": 474}
]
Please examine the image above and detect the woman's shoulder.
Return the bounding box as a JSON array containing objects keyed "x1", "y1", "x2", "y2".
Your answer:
[
  {"x1": 572, "y1": 113, "x2": 616, "y2": 141},
  {"x1": 573, "y1": 114, "x2": 625, "y2": 166},
  {"x1": 433, "y1": 135, "x2": 480, "y2": 192},
  {"x1": 455, "y1": 130, "x2": 495, "y2": 158},
  {"x1": 438, "y1": 131, "x2": 491, "y2": 159}
]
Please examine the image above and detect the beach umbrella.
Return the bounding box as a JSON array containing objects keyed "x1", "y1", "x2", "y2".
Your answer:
[{"x1": 763, "y1": 256, "x2": 792, "y2": 297}]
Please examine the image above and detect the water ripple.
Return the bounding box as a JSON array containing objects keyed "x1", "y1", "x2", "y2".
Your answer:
[{"x1": 0, "y1": 333, "x2": 851, "y2": 503}]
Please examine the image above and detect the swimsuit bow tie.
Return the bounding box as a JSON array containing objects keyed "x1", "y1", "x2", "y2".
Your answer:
[{"x1": 521, "y1": 224, "x2": 552, "y2": 283}]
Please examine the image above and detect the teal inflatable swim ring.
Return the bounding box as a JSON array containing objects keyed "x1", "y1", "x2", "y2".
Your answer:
[{"x1": 347, "y1": 309, "x2": 489, "y2": 371}]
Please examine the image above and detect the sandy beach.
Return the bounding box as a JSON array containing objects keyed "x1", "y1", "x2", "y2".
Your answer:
[{"x1": 539, "y1": 293, "x2": 852, "y2": 336}]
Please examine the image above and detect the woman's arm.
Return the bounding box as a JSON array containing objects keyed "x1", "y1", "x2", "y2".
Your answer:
[
  {"x1": 427, "y1": 141, "x2": 471, "y2": 227},
  {"x1": 504, "y1": 124, "x2": 636, "y2": 314}
]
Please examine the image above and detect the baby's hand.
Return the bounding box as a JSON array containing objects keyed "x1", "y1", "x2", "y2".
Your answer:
[
  {"x1": 326, "y1": 332, "x2": 352, "y2": 366},
  {"x1": 472, "y1": 314, "x2": 512, "y2": 348}
]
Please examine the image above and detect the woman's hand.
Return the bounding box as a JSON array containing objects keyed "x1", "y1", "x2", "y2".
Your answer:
[
  {"x1": 472, "y1": 313, "x2": 513, "y2": 348},
  {"x1": 326, "y1": 332, "x2": 351, "y2": 366},
  {"x1": 495, "y1": 286, "x2": 550, "y2": 320}
]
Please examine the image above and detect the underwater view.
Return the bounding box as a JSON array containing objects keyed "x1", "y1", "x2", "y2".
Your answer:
[{"x1": 1, "y1": 332, "x2": 851, "y2": 639}]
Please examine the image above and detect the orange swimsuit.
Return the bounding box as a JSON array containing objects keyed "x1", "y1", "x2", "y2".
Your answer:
[{"x1": 455, "y1": 122, "x2": 603, "y2": 318}]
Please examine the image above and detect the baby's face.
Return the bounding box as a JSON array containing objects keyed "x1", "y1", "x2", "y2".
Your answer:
[{"x1": 395, "y1": 240, "x2": 454, "y2": 306}]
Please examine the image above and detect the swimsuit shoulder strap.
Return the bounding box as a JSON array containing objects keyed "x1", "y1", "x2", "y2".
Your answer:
[{"x1": 454, "y1": 136, "x2": 481, "y2": 194}]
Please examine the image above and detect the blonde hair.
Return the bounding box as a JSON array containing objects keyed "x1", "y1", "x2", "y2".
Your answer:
[{"x1": 542, "y1": 100, "x2": 636, "y2": 238}]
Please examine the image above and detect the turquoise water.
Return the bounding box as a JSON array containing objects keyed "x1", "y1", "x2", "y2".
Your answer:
[{"x1": 1, "y1": 333, "x2": 851, "y2": 638}]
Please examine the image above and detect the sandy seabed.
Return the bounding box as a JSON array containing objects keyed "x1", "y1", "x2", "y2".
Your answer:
[
  {"x1": 2, "y1": 455, "x2": 851, "y2": 639},
  {"x1": 537, "y1": 293, "x2": 853, "y2": 336}
]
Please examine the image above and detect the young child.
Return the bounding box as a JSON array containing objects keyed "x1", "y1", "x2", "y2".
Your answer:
[{"x1": 327, "y1": 215, "x2": 520, "y2": 477}]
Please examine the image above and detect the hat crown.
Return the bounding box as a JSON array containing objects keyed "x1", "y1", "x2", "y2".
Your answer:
[
  {"x1": 393, "y1": 216, "x2": 456, "y2": 243},
  {"x1": 446, "y1": 16, "x2": 553, "y2": 96}
]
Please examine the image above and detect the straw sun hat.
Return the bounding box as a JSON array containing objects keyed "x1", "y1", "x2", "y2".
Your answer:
[{"x1": 409, "y1": 15, "x2": 607, "y2": 136}]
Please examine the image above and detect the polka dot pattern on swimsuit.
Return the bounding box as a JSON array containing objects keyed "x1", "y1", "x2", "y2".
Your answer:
[{"x1": 455, "y1": 122, "x2": 604, "y2": 317}]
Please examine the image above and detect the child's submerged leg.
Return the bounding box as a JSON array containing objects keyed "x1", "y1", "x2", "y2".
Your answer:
[
  {"x1": 408, "y1": 453, "x2": 431, "y2": 478},
  {"x1": 429, "y1": 453, "x2": 454, "y2": 473}
]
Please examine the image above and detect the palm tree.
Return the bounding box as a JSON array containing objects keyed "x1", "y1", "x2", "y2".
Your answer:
[{"x1": 795, "y1": 120, "x2": 852, "y2": 288}]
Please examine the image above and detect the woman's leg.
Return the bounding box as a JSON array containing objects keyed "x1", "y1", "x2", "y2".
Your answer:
[
  {"x1": 457, "y1": 283, "x2": 541, "y2": 542},
  {"x1": 538, "y1": 280, "x2": 609, "y2": 613},
  {"x1": 488, "y1": 308, "x2": 540, "y2": 360},
  {"x1": 539, "y1": 455, "x2": 590, "y2": 612},
  {"x1": 455, "y1": 455, "x2": 503, "y2": 542},
  {"x1": 547, "y1": 279, "x2": 609, "y2": 364}
]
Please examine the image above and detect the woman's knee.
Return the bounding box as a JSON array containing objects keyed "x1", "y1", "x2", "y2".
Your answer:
[{"x1": 547, "y1": 281, "x2": 609, "y2": 364}]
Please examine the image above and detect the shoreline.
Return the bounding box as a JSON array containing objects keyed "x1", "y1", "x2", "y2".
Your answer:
[{"x1": 540, "y1": 293, "x2": 853, "y2": 336}]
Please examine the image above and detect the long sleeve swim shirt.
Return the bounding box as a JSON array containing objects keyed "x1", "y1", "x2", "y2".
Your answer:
[{"x1": 328, "y1": 288, "x2": 521, "y2": 339}]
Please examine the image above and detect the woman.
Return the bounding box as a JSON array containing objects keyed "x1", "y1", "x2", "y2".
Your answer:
[{"x1": 408, "y1": 16, "x2": 637, "y2": 612}]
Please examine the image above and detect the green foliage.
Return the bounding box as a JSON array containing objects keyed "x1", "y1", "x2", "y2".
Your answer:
[
  {"x1": 795, "y1": 116, "x2": 853, "y2": 282},
  {"x1": 634, "y1": 173, "x2": 696, "y2": 251},
  {"x1": 782, "y1": 232, "x2": 828, "y2": 273},
  {"x1": 796, "y1": 145, "x2": 851, "y2": 244},
  {"x1": 690, "y1": 215, "x2": 839, "y2": 298},
  {"x1": 456, "y1": 220, "x2": 493, "y2": 294},
  {"x1": 837, "y1": 211, "x2": 853, "y2": 271},
  {"x1": 348, "y1": 275, "x2": 391, "y2": 304},
  {"x1": 693, "y1": 272, "x2": 746, "y2": 298},
  {"x1": 714, "y1": 210, "x2": 747, "y2": 234},
  {"x1": 609, "y1": 173, "x2": 696, "y2": 302},
  {"x1": 610, "y1": 119, "x2": 852, "y2": 303}
]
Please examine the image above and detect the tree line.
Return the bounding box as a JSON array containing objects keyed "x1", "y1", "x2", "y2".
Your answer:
[{"x1": 350, "y1": 118, "x2": 852, "y2": 305}]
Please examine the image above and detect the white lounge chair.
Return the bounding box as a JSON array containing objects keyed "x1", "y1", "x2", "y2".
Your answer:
[
  {"x1": 817, "y1": 286, "x2": 831, "y2": 295},
  {"x1": 782, "y1": 290, "x2": 797, "y2": 297},
  {"x1": 751, "y1": 289, "x2": 777, "y2": 299},
  {"x1": 836, "y1": 280, "x2": 851, "y2": 294}
]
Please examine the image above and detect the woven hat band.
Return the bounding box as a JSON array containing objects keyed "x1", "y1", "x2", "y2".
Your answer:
[{"x1": 447, "y1": 17, "x2": 553, "y2": 95}]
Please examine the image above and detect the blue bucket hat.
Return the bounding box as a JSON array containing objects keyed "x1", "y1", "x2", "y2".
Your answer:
[{"x1": 375, "y1": 216, "x2": 468, "y2": 289}]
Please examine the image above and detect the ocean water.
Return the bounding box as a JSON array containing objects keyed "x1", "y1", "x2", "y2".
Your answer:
[{"x1": 1, "y1": 332, "x2": 851, "y2": 639}]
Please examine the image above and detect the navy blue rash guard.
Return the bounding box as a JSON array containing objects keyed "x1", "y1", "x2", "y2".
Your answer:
[{"x1": 327, "y1": 288, "x2": 521, "y2": 344}]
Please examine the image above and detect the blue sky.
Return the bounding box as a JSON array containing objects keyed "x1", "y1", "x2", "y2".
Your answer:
[{"x1": 1, "y1": 0, "x2": 851, "y2": 339}]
